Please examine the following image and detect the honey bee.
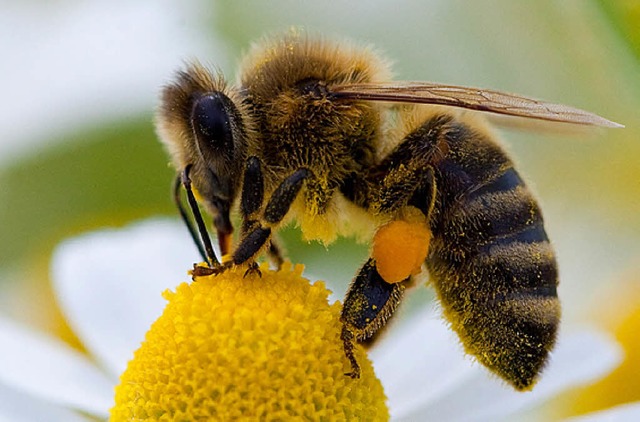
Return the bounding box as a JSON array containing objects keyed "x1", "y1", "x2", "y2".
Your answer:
[{"x1": 156, "y1": 32, "x2": 621, "y2": 391}]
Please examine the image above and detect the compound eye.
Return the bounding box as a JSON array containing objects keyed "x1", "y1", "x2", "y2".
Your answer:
[{"x1": 191, "y1": 93, "x2": 234, "y2": 154}]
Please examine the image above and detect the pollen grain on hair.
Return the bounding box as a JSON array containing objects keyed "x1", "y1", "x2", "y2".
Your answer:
[{"x1": 111, "y1": 262, "x2": 389, "y2": 421}]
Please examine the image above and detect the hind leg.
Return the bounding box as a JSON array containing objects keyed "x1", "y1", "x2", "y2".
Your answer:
[
  {"x1": 341, "y1": 258, "x2": 406, "y2": 378},
  {"x1": 341, "y1": 165, "x2": 436, "y2": 377}
]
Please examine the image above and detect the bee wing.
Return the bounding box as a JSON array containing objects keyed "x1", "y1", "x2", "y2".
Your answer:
[{"x1": 330, "y1": 82, "x2": 623, "y2": 128}]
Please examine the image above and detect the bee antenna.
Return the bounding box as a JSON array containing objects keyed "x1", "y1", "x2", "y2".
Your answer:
[{"x1": 173, "y1": 166, "x2": 220, "y2": 267}]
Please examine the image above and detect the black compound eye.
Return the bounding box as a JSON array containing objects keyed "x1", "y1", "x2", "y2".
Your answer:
[{"x1": 191, "y1": 93, "x2": 233, "y2": 152}]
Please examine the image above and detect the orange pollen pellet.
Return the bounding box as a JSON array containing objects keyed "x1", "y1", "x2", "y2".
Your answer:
[{"x1": 372, "y1": 219, "x2": 431, "y2": 284}]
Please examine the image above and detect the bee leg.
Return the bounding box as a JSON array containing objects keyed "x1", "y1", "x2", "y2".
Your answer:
[
  {"x1": 234, "y1": 156, "x2": 267, "y2": 275},
  {"x1": 340, "y1": 327, "x2": 359, "y2": 378},
  {"x1": 175, "y1": 165, "x2": 220, "y2": 269},
  {"x1": 262, "y1": 168, "x2": 311, "y2": 225},
  {"x1": 267, "y1": 238, "x2": 285, "y2": 269},
  {"x1": 237, "y1": 159, "x2": 291, "y2": 271},
  {"x1": 377, "y1": 165, "x2": 436, "y2": 216},
  {"x1": 241, "y1": 156, "x2": 264, "y2": 218},
  {"x1": 243, "y1": 261, "x2": 262, "y2": 278},
  {"x1": 233, "y1": 158, "x2": 311, "y2": 268},
  {"x1": 220, "y1": 156, "x2": 262, "y2": 277},
  {"x1": 338, "y1": 165, "x2": 436, "y2": 376},
  {"x1": 341, "y1": 258, "x2": 406, "y2": 378}
]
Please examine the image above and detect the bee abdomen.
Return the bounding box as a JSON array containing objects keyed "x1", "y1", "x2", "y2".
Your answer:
[
  {"x1": 441, "y1": 167, "x2": 548, "y2": 251},
  {"x1": 442, "y1": 288, "x2": 560, "y2": 390},
  {"x1": 428, "y1": 166, "x2": 560, "y2": 389}
]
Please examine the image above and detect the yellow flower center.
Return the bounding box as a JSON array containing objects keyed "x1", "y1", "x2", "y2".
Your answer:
[{"x1": 111, "y1": 262, "x2": 388, "y2": 421}]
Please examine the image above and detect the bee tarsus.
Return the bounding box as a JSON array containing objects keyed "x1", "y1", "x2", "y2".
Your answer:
[
  {"x1": 190, "y1": 263, "x2": 225, "y2": 279},
  {"x1": 340, "y1": 327, "x2": 361, "y2": 379}
]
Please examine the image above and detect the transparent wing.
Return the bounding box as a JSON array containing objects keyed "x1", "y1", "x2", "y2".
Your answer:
[{"x1": 330, "y1": 82, "x2": 622, "y2": 128}]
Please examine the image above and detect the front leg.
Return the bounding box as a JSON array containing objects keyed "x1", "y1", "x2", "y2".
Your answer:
[{"x1": 176, "y1": 165, "x2": 220, "y2": 269}]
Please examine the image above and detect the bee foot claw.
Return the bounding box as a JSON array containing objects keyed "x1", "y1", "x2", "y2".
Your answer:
[
  {"x1": 190, "y1": 263, "x2": 229, "y2": 279},
  {"x1": 344, "y1": 371, "x2": 361, "y2": 379},
  {"x1": 243, "y1": 262, "x2": 262, "y2": 278}
]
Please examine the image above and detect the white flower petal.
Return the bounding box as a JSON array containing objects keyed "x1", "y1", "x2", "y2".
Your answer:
[
  {"x1": 0, "y1": 317, "x2": 113, "y2": 418},
  {"x1": 0, "y1": 382, "x2": 92, "y2": 422},
  {"x1": 371, "y1": 308, "x2": 476, "y2": 418},
  {"x1": 392, "y1": 326, "x2": 621, "y2": 421},
  {"x1": 51, "y1": 219, "x2": 202, "y2": 378},
  {"x1": 566, "y1": 401, "x2": 640, "y2": 422}
]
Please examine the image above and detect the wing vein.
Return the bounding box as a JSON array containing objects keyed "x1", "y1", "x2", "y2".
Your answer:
[{"x1": 330, "y1": 83, "x2": 623, "y2": 128}]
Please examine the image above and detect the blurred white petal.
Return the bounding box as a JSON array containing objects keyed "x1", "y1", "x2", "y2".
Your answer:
[
  {"x1": 0, "y1": 382, "x2": 93, "y2": 422},
  {"x1": 51, "y1": 219, "x2": 201, "y2": 378},
  {"x1": 434, "y1": 329, "x2": 622, "y2": 422},
  {"x1": 372, "y1": 307, "x2": 622, "y2": 421},
  {"x1": 370, "y1": 308, "x2": 475, "y2": 417},
  {"x1": 0, "y1": 318, "x2": 113, "y2": 417}
]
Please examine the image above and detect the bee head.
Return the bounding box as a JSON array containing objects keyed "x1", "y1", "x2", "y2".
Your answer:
[
  {"x1": 190, "y1": 90, "x2": 247, "y2": 234},
  {"x1": 157, "y1": 63, "x2": 250, "y2": 236}
]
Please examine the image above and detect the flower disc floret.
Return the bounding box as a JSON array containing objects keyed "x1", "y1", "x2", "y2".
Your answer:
[{"x1": 111, "y1": 262, "x2": 388, "y2": 421}]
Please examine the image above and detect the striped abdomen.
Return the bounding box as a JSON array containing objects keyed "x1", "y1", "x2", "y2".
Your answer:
[{"x1": 425, "y1": 119, "x2": 560, "y2": 390}]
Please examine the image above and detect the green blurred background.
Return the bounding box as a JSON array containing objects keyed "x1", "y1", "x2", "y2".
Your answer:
[{"x1": 0, "y1": 0, "x2": 638, "y2": 417}]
